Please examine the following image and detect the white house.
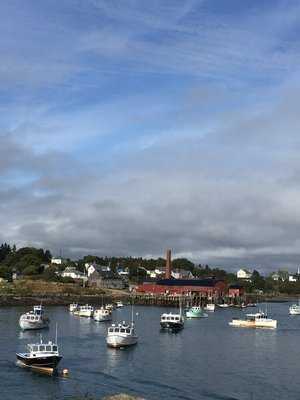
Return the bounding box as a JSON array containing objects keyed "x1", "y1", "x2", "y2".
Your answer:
[
  {"x1": 237, "y1": 268, "x2": 252, "y2": 280},
  {"x1": 62, "y1": 267, "x2": 87, "y2": 282},
  {"x1": 86, "y1": 264, "x2": 111, "y2": 277},
  {"x1": 171, "y1": 269, "x2": 194, "y2": 279},
  {"x1": 289, "y1": 268, "x2": 300, "y2": 282},
  {"x1": 51, "y1": 257, "x2": 63, "y2": 265}
]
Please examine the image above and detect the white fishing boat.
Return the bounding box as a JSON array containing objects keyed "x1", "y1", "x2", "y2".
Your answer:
[
  {"x1": 19, "y1": 305, "x2": 50, "y2": 331},
  {"x1": 289, "y1": 301, "x2": 300, "y2": 315},
  {"x1": 106, "y1": 304, "x2": 114, "y2": 311},
  {"x1": 74, "y1": 304, "x2": 94, "y2": 317},
  {"x1": 106, "y1": 321, "x2": 138, "y2": 348},
  {"x1": 94, "y1": 307, "x2": 112, "y2": 322},
  {"x1": 69, "y1": 303, "x2": 78, "y2": 313},
  {"x1": 116, "y1": 301, "x2": 124, "y2": 308},
  {"x1": 229, "y1": 311, "x2": 277, "y2": 329},
  {"x1": 204, "y1": 303, "x2": 215, "y2": 312},
  {"x1": 106, "y1": 305, "x2": 138, "y2": 348}
]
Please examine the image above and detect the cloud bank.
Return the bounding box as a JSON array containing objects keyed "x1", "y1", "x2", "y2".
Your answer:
[{"x1": 1, "y1": 0, "x2": 300, "y2": 271}]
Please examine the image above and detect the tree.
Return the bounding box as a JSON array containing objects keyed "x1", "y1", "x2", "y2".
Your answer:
[{"x1": 251, "y1": 270, "x2": 265, "y2": 290}]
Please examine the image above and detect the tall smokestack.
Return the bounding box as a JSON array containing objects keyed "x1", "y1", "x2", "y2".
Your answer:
[{"x1": 165, "y1": 249, "x2": 172, "y2": 279}]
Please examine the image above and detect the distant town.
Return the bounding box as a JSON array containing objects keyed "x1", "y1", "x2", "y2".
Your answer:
[{"x1": 1, "y1": 243, "x2": 300, "y2": 300}]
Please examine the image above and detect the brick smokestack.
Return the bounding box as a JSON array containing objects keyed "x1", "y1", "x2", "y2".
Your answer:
[{"x1": 165, "y1": 249, "x2": 172, "y2": 279}]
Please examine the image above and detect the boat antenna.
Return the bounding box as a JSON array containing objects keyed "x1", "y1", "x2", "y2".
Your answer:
[{"x1": 55, "y1": 323, "x2": 58, "y2": 344}]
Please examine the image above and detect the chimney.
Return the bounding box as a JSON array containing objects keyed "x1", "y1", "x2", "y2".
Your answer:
[{"x1": 165, "y1": 249, "x2": 172, "y2": 279}]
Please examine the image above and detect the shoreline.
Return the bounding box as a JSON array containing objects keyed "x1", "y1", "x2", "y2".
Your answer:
[{"x1": 0, "y1": 293, "x2": 296, "y2": 307}]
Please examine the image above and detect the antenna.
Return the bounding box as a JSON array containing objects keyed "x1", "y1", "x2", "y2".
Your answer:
[{"x1": 55, "y1": 323, "x2": 58, "y2": 344}]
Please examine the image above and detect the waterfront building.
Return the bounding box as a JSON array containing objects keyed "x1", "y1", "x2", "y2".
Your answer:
[
  {"x1": 228, "y1": 284, "x2": 245, "y2": 298},
  {"x1": 136, "y1": 278, "x2": 226, "y2": 297}
]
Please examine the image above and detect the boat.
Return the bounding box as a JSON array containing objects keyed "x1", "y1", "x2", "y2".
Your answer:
[
  {"x1": 218, "y1": 303, "x2": 230, "y2": 308},
  {"x1": 246, "y1": 302, "x2": 257, "y2": 308},
  {"x1": 116, "y1": 301, "x2": 124, "y2": 308},
  {"x1": 289, "y1": 301, "x2": 300, "y2": 315},
  {"x1": 94, "y1": 307, "x2": 112, "y2": 322},
  {"x1": 204, "y1": 303, "x2": 215, "y2": 312},
  {"x1": 69, "y1": 303, "x2": 78, "y2": 313},
  {"x1": 160, "y1": 298, "x2": 185, "y2": 331},
  {"x1": 229, "y1": 311, "x2": 277, "y2": 329},
  {"x1": 19, "y1": 305, "x2": 50, "y2": 331},
  {"x1": 106, "y1": 321, "x2": 138, "y2": 348},
  {"x1": 235, "y1": 303, "x2": 247, "y2": 308},
  {"x1": 185, "y1": 306, "x2": 208, "y2": 318},
  {"x1": 74, "y1": 304, "x2": 94, "y2": 317},
  {"x1": 16, "y1": 338, "x2": 62, "y2": 368},
  {"x1": 106, "y1": 305, "x2": 138, "y2": 348},
  {"x1": 106, "y1": 304, "x2": 114, "y2": 311},
  {"x1": 160, "y1": 312, "x2": 185, "y2": 331}
]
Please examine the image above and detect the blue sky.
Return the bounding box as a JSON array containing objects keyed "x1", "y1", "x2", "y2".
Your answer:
[{"x1": 1, "y1": 0, "x2": 300, "y2": 271}]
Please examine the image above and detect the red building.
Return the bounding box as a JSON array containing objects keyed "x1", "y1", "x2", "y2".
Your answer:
[
  {"x1": 228, "y1": 284, "x2": 245, "y2": 298},
  {"x1": 136, "y1": 278, "x2": 227, "y2": 297}
]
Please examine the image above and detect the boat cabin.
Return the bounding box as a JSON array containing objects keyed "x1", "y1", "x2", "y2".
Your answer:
[
  {"x1": 22, "y1": 314, "x2": 42, "y2": 322},
  {"x1": 33, "y1": 306, "x2": 44, "y2": 315},
  {"x1": 80, "y1": 305, "x2": 94, "y2": 311},
  {"x1": 27, "y1": 342, "x2": 58, "y2": 355},
  {"x1": 108, "y1": 323, "x2": 135, "y2": 335},
  {"x1": 160, "y1": 313, "x2": 182, "y2": 322},
  {"x1": 246, "y1": 312, "x2": 267, "y2": 321}
]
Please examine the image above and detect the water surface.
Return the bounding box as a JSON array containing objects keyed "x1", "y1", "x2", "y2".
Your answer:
[{"x1": 0, "y1": 303, "x2": 300, "y2": 400}]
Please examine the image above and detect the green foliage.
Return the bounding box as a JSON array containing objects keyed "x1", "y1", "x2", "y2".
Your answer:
[{"x1": 172, "y1": 258, "x2": 194, "y2": 271}]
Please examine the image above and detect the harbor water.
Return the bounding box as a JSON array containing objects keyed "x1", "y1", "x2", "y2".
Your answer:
[{"x1": 1, "y1": 303, "x2": 300, "y2": 399}]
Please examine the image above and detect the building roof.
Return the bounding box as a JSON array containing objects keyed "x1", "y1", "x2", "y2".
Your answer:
[
  {"x1": 229, "y1": 284, "x2": 244, "y2": 289},
  {"x1": 89, "y1": 270, "x2": 122, "y2": 280},
  {"x1": 238, "y1": 268, "x2": 251, "y2": 274},
  {"x1": 156, "y1": 278, "x2": 223, "y2": 287}
]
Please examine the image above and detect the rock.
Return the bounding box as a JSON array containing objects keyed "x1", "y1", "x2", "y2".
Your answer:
[{"x1": 103, "y1": 394, "x2": 145, "y2": 400}]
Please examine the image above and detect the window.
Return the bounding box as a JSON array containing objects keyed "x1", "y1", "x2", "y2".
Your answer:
[
  {"x1": 121, "y1": 329, "x2": 125, "y2": 333},
  {"x1": 46, "y1": 346, "x2": 52, "y2": 352},
  {"x1": 126, "y1": 329, "x2": 130, "y2": 333},
  {"x1": 108, "y1": 328, "x2": 113, "y2": 333},
  {"x1": 53, "y1": 346, "x2": 57, "y2": 352},
  {"x1": 115, "y1": 328, "x2": 119, "y2": 333},
  {"x1": 32, "y1": 346, "x2": 38, "y2": 352},
  {"x1": 39, "y1": 345, "x2": 45, "y2": 352}
]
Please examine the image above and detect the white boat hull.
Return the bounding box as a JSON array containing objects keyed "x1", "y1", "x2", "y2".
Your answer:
[
  {"x1": 94, "y1": 314, "x2": 112, "y2": 322},
  {"x1": 19, "y1": 318, "x2": 49, "y2": 331},
  {"x1": 229, "y1": 319, "x2": 277, "y2": 329},
  {"x1": 106, "y1": 334, "x2": 138, "y2": 348},
  {"x1": 289, "y1": 305, "x2": 300, "y2": 315},
  {"x1": 78, "y1": 310, "x2": 93, "y2": 317},
  {"x1": 289, "y1": 309, "x2": 300, "y2": 315}
]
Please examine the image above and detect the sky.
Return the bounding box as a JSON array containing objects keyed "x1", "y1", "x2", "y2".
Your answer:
[{"x1": 1, "y1": 0, "x2": 300, "y2": 272}]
